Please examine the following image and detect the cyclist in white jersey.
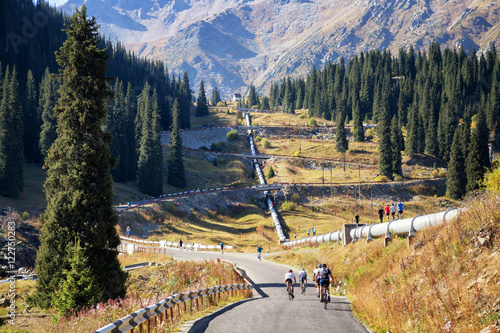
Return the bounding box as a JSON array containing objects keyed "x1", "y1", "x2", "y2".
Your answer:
[
  {"x1": 284, "y1": 269, "x2": 297, "y2": 298},
  {"x1": 299, "y1": 268, "x2": 307, "y2": 291}
]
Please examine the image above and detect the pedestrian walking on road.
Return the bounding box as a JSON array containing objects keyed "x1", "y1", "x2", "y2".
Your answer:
[
  {"x1": 397, "y1": 200, "x2": 404, "y2": 219},
  {"x1": 126, "y1": 225, "x2": 131, "y2": 237},
  {"x1": 179, "y1": 239, "x2": 183, "y2": 249},
  {"x1": 257, "y1": 244, "x2": 263, "y2": 261},
  {"x1": 378, "y1": 207, "x2": 384, "y2": 223},
  {"x1": 390, "y1": 203, "x2": 396, "y2": 219},
  {"x1": 384, "y1": 204, "x2": 391, "y2": 222},
  {"x1": 220, "y1": 242, "x2": 224, "y2": 254}
]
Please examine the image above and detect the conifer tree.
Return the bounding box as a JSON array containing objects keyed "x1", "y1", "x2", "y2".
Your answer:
[
  {"x1": 210, "y1": 87, "x2": 221, "y2": 106},
  {"x1": 125, "y1": 83, "x2": 137, "y2": 181},
  {"x1": 196, "y1": 80, "x2": 209, "y2": 117},
  {"x1": 53, "y1": 240, "x2": 101, "y2": 316},
  {"x1": 247, "y1": 84, "x2": 259, "y2": 108},
  {"x1": 391, "y1": 116, "x2": 402, "y2": 177},
  {"x1": 33, "y1": 6, "x2": 126, "y2": 309},
  {"x1": 335, "y1": 111, "x2": 348, "y2": 153},
  {"x1": 167, "y1": 98, "x2": 186, "y2": 188},
  {"x1": 137, "y1": 87, "x2": 163, "y2": 196},
  {"x1": 352, "y1": 101, "x2": 364, "y2": 142},
  {"x1": 446, "y1": 124, "x2": 467, "y2": 199},
  {"x1": 377, "y1": 106, "x2": 393, "y2": 178},
  {"x1": 38, "y1": 68, "x2": 58, "y2": 159},
  {"x1": 466, "y1": 108, "x2": 490, "y2": 192},
  {"x1": 179, "y1": 71, "x2": 191, "y2": 129},
  {"x1": 0, "y1": 66, "x2": 24, "y2": 198},
  {"x1": 23, "y1": 69, "x2": 40, "y2": 163}
]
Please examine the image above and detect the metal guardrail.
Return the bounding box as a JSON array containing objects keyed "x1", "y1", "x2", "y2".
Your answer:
[
  {"x1": 122, "y1": 262, "x2": 149, "y2": 272},
  {"x1": 93, "y1": 284, "x2": 252, "y2": 333},
  {"x1": 282, "y1": 208, "x2": 460, "y2": 247},
  {"x1": 119, "y1": 236, "x2": 234, "y2": 251}
]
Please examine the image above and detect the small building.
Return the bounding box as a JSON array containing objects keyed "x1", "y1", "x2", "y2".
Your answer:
[{"x1": 233, "y1": 93, "x2": 242, "y2": 102}]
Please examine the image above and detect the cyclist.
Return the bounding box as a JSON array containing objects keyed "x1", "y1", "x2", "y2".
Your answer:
[
  {"x1": 299, "y1": 268, "x2": 307, "y2": 292},
  {"x1": 284, "y1": 269, "x2": 297, "y2": 298},
  {"x1": 220, "y1": 242, "x2": 224, "y2": 254},
  {"x1": 317, "y1": 263, "x2": 334, "y2": 303},
  {"x1": 313, "y1": 265, "x2": 321, "y2": 297},
  {"x1": 257, "y1": 244, "x2": 263, "y2": 260}
]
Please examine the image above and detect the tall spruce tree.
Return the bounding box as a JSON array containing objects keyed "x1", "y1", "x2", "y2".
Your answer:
[
  {"x1": 335, "y1": 111, "x2": 348, "y2": 153},
  {"x1": 23, "y1": 69, "x2": 40, "y2": 163},
  {"x1": 210, "y1": 87, "x2": 221, "y2": 106},
  {"x1": 352, "y1": 101, "x2": 364, "y2": 142},
  {"x1": 446, "y1": 124, "x2": 467, "y2": 199},
  {"x1": 33, "y1": 6, "x2": 126, "y2": 309},
  {"x1": 38, "y1": 68, "x2": 59, "y2": 159},
  {"x1": 137, "y1": 87, "x2": 163, "y2": 196},
  {"x1": 179, "y1": 71, "x2": 191, "y2": 129},
  {"x1": 391, "y1": 116, "x2": 402, "y2": 177},
  {"x1": 377, "y1": 106, "x2": 393, "y2": 178},
  {"x1": 0, "y1": 66, "x2": 24, "y2": 198},
  {"x1": 167, "y1": 99, "x2": 186, "y2": 188},
  {"x1": 466, "y1": 108, "x2": 490, "y2": 192},
  {"x1": 196, "y1": 80, "x2": 209, "y2": 117}
]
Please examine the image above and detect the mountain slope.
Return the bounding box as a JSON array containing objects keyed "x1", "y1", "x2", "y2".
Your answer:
[{"x1": 60, "y1": 0, "x2": 500, "y2": 98}]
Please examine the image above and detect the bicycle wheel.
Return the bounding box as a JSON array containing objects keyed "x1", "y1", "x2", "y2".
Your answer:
[
  {"x1": 287, "y1": 285, "x2": 293, "y2": 300},
  {"x1": 322, "y1": 290, "x2": 327, "y2": 309}
]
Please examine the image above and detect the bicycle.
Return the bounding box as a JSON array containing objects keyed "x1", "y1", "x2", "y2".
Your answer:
[
  {"x1": 286, "y1": 283, "x2": 294, "y2": 300},
  {"x1": 321, "y1": 285, "x2": 330, "y2": 309},
  {"x1": 301, "y1": 281, "x2": 307, "y2": 294}
]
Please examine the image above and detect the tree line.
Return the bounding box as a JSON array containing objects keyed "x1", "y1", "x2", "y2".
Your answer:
[
  {"x1": 266, "y1": 43, "x2": 499, "y2": 199},
  {"x1": 0, "y1": 0, "x2": 194, "y2": 199}
]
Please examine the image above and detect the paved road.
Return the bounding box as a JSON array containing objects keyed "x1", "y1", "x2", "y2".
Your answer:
[{"x1": 168, "y1": 249, "x2": 369, "y2": 333}]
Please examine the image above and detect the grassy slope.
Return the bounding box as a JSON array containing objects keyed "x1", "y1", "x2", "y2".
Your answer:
[{"x1": 271, "y1": 192, "x2": 500, "y2": 332}]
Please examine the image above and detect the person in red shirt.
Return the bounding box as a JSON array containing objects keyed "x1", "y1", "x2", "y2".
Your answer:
[{"x1": 384, "y1": 204, "x2": 391, "y2": 222}]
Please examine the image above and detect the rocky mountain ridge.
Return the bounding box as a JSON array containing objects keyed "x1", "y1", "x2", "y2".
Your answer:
[{"x1": 59, "y1": 0, "x2": 500, "y2": 98}]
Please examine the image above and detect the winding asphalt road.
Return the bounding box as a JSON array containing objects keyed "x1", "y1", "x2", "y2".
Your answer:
[{"x1": 167, "y1": 249, "x2": 370, "y2": 333}]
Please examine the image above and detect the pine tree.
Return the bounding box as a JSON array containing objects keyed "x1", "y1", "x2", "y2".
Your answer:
[
  {"x1": 335, "y1": 111, "x2": 348, "y2": 153},
  {"x1": 247, "y1": 84, "x2": 259, "y2": 108},
  {"x1": 446, "y1": 124, "x2": 467, "y2": 199},
  {"x1": 466, "y1": 108, "x2": 490, "y2": 192},
  {"x1": 33, "y1": 6, "x2": 126, "y2": 309},
  {"x1": 391, "y1": 116, "x2": 402, "y2": 177},
  {"x1": 378, "y1": 106, "x2": 393, "y2": 178},
  {"x1": 352, "y1": 101, "x2": 364, "y2": 142},
  {"x1": 0, "y1": 66, "x2": 24, "y2": 198},
  {"x1": 167, "y1": 98, "x2": 186, "y2": 188},
  {"x1": 53, "y1": 240, "x2": 101, "y2": 316},
  {"x1": 137, "y1": 87, "x2": 163, "y2": 196},
  {"x1": 267, "y1": 166, "x2": 275, "y2": 178},
  {"x1": 38, "y1": 68, "x2": 58, "y2": 159},
  {"x1": 179, "y1": 71, "x2": 191, "y2": 129},
  {"x1": 23, "y1": 69, "x2": 40, "y2": 163},
  {"x1": 196, "y1": 80, "x2": 209, "y2": 117},
  {"x1": 405, "y1": 103, "x2": 419, "y2": 156},
  {"x1": 210, "y1": 87, "x2": 221, "y2": 106},
  {"x1": 125, "y1": 83, "x2": 137, "y2": 181}
]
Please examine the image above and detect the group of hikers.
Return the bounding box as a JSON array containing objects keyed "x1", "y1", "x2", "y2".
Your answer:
[{"x1": 377, "y1": 200, "x2": 404, "y2": 222}]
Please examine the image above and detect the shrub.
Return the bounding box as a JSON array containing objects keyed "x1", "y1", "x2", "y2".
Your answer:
[
  {"x1": 255, "y1": 136, "x2": 262, "y2": 142},
  {"x1": 198, "y1": 146, "x2": 208, "y2": 150},
  {"x1": 291, "y1": 193, "x2": 300, "y2": 204},
  {"x1": 261, "y1": 138, "x2": 270, "y2": 148},
  {"x1": 439, "y1": 169, "x2": 446, "y2": 178},
  {"x1": 226, "y1": 129, "x2": 239, "y2": 141},
  {"x1": 267, "y1": 166, "x2": 275, "y2": 178},
  {"x1": 216, "y1": 101, "x2": 225, "y2": 107},
  {"x1": 375, "y1": 175, "x2": 390, "y2": 182},
  {"x1": 22, "y1": 211, "x2": 29, "y2": 220},
  {"x1": 251, "y1": 105, "x2": 260, "y2": 109},
  {"x1": 393, "y1": 174, "x2": 403, "y2": 181},
  {"x1": 307, "y1": 118, "x2": 318, "y2": 126},
  {"x1": 430, "y1": 169, "x2": 439, "y2": 178},
  {"x1": 294, "y1": 151, "x2": 301, "y2": 157},
  {"x1": 281, "y1": 201, "x2": 295, "y2": 211},
  {"x1": 299, "y1": 113, "x2": 306, "y2": 119}
]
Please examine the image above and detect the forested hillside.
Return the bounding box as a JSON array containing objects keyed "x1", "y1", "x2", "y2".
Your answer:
[
  {"x1": 0, "y1": 0, "x2": 193, "y2": 199},
  {"x1": 267, "y1": 44, "x2": 499, "y2": 199}
]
